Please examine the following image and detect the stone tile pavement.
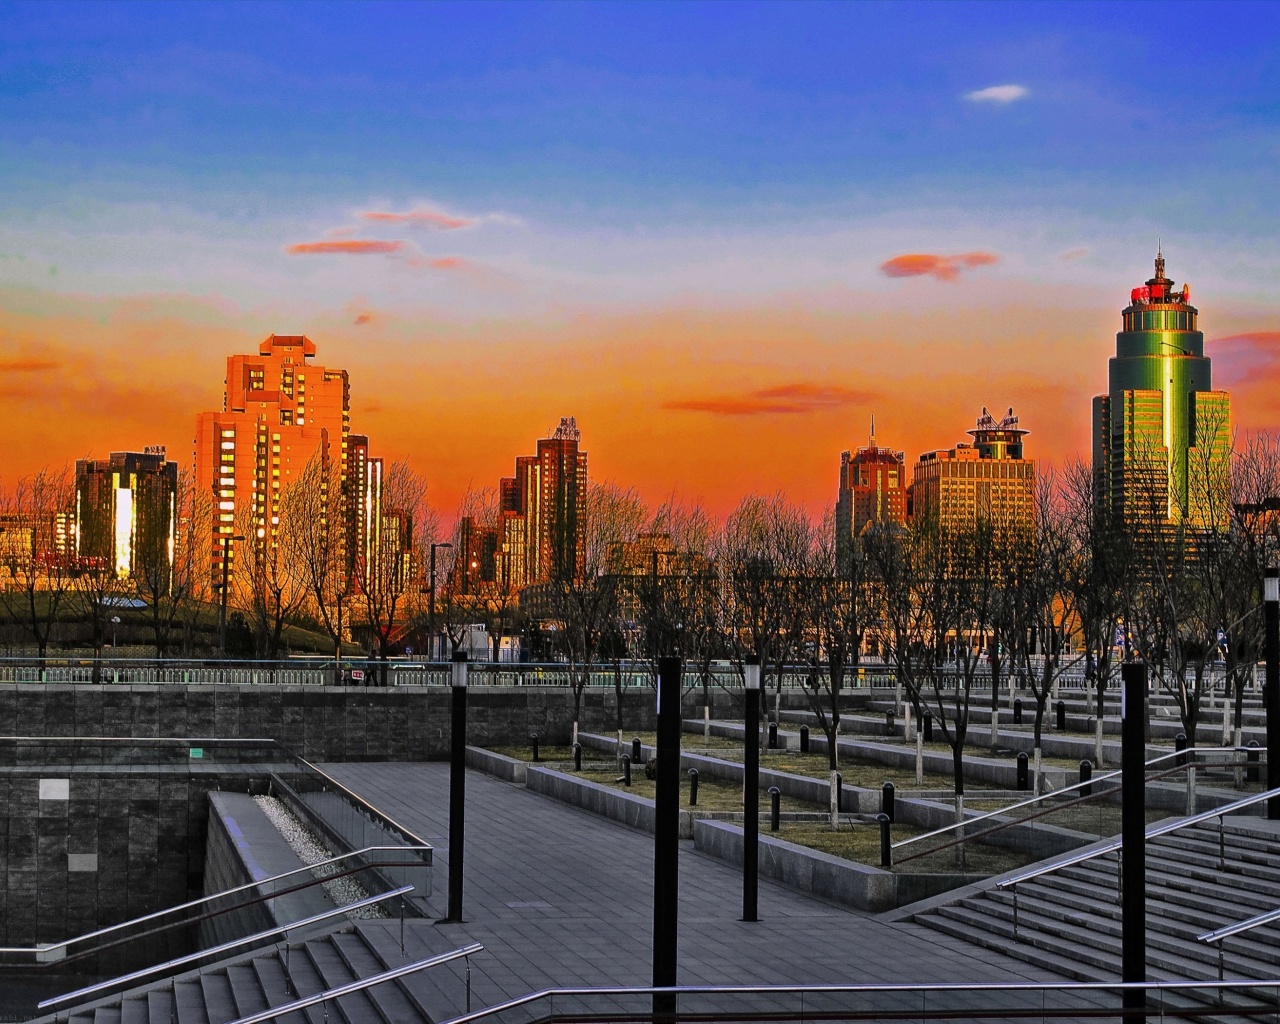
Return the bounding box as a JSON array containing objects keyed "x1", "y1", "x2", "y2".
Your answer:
[{"x1": 322, "y1": 762, "x2": 1065, "y2": 1018}]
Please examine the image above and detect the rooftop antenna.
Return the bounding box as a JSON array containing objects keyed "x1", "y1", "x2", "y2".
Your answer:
[{"x1": 870, "y1": 414, "x2": 876, "y2": 447}]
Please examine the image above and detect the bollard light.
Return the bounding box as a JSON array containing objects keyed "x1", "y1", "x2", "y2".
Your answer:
[
  {"x1": 451, "y1": 651, "x2": 468, "y2": 689},
  {"x1": 573, "y1": 742, "x2": 582, "y2": 772},
  {"x1": 769, "y1": 787, "x2": 781, "y2": 831},
  {"x1": 688, "y1": 768, "x2": 699, "y2": 806}
]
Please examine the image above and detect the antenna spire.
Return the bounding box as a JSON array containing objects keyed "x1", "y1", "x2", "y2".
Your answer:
[{"x1": 870, "y1": 414, "x2": 876, "y2": 447}]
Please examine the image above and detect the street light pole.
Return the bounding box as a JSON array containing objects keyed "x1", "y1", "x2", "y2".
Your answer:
[
  {"x1": 1266, "y1": 568, "x2": 1279, "y2": 819},
  {"x1": 430, "y1": 541, "x2": 453, "y2": 662},
  {"x1": 444, "y1": 650, "x2": 468, "y2": 922},
  {"x1": 743, "y1": 654, "x2": 761, "y2": 922},
  {"x1": 217, "y1": 534, "x2": 244, "y2": 659}
]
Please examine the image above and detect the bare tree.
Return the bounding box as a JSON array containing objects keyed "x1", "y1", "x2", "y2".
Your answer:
[
  {"x1": 547, "y1": 481, "x2": 648, "y2": 744},
  {"x1": 0, "y1": 467, "x2": 74, "y2": 666},
  {"x1": 354, "y1": 461, "x2": 432, "y2": 683},
  {"x1": 287, "y1": 450, "x2": 351, "y2": 683},
  {"x1": 720, "y1": 493, "x2": 815, "y2": 730}
]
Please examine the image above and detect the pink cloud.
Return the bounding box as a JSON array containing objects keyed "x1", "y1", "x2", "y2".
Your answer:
[
  {"x1": 286, "y1": 240, "x2": 405, "y2": 255},
  {"x1": 1213, "y1": 332, "x2": 1280, "y2": 388},
  {"x1": 361, "y1": 209, "x2": 475, "y2": 230},
  {"x1": 880, "y1": 251, "x2": 999, "y2": 281}
]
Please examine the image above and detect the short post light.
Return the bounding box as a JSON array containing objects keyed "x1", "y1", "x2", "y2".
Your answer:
[
  {"x1": 445, "y1": 650, "x2": 468, "y2": 922},
  {"x1": 743, "y1": 654, "x2": 761, "y2": 922},
  {"x1": 1266, "y1": 569, "x2": 1279, "y2": 819}
]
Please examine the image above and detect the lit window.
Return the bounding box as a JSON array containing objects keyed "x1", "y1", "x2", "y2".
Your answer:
[
  {"x1": 221, "y1": 430, "x2": 235, "y2": 438},
  {"x1": 220, "y1": 441, "x2": 235, "y2": 450},
  {"x1": 219, "y1": 501, "x2": 235, "y2": 511}
]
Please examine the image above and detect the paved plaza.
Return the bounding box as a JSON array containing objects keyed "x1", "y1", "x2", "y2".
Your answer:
[{"x1": 321, "y1": 762, "x2": 1062, "y2": 1015}]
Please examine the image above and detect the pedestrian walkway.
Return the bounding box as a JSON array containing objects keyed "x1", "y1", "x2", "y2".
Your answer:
[{"x1": 321, "y1": 761, "x2": 1063, "y2": 1017}]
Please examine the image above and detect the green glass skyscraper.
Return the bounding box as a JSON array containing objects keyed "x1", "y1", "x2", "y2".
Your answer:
[{"x1": 1093, "y1": 253, "x2": 1231, "y2": 533}]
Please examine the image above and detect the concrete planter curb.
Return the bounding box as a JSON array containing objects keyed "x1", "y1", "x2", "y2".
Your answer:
[
  {"x1": 691, "y1": 819, "x2": 983, "y2": 913},
  {"x1": 466, "y1": 745, "x2": 526, "y2": 783},
  {"x1": 525, "y1": 765, "x2": 695, "y2": 839}
]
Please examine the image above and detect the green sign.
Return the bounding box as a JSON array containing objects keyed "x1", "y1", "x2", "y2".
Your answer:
[{"x1": 189, "y1": 748, "x2": 204, "y2": 759}]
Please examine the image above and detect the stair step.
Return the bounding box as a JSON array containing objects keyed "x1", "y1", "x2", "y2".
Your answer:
[
  {"x1": 331, "y1": 931, "x2": 426, "y2": 1023},
  {"x1": 276, "y1": 942, "x2": 331, "y2": 1024},
  {"x1": 225, "y1": 964, "x2": 270, "y2": 1018},
  {"x1": 119, "y1": 996, "x2": 149, "y2": 1024},
  {"x1": 304, "y1": 937, "x2": 379, "y2": 1024},
  {"x1": 92, "y1": 1009, "x2": 122, "y2": 1024},
  {"x1": 250, "y1": 954, "x2": 310, "y2": 1024},
  {"x1": 146, "y1": 990, "x2": 175, "y2": 1024}
]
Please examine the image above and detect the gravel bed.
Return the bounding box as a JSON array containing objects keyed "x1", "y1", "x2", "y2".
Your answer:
[{"x1": 254, "y1": 795, "x2": 387, "y2": 919}]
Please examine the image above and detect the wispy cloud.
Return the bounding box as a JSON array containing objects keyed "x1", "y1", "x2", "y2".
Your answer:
[
  {"x1": 964, "y1": 84, "x2": 1029, "y2": 104},
  {"x1": 0, "y1": 358, "x2": 59, "y2": 372},
  {"x1": 880, "y1": 251, "x2": 998, "y2": 281},
  {"x1": 354, "y1": 313, "x2": 374, "y2": 325},
  {"x1": 665, "y1": 382, "x2": 877, "y2": 416},
  {"x1": 1059, "y1": 247, "x2": 1090, "y2": 262},
  {"x1": 361, "y1": 208, "x2": 476, "y2": 230},
  {"x1": 285, "y1": 240, "x2": 406, "y2": 255},
  {"x1": 1213, "y1": 331, "x2": 1280, "y2": 387}
]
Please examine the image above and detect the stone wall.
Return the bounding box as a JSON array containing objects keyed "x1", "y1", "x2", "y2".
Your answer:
[
  {"x1": 0, "y1": 766, "x2": 264, "y2": 947},
  {"x1": 0, "y1": 683, "x2": 757, "y2": 761}
]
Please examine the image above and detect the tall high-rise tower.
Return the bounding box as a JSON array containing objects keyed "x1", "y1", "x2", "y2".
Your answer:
[
  {"x1": 195, "y1": 334, "x2": 351, "y2": 578},
  {"x1": 835, "y1": 419, "x2": 908, "y2": 565},
  {"x1": 1092, "y1": 253, "x2": 1231, "y2": 533}
]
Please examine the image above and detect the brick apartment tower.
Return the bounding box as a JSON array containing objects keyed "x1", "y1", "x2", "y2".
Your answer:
[
  {"x1": 835, "y1": 419, "x2": 908, "y2": 566},
  {"x1": 194, "y1": 334, "x2": 350, "y2": 579},
  {"x1": 910, "y1": 407, "x2": 1037, "y2": 535}
]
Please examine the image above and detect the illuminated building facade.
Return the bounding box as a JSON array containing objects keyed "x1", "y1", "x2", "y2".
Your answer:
[
  {"x1": 910, "y1": 408, "x2": 1036, "y2": 535},
  {"x1": 194, "y1": 334, "x2": 350, "y2": 576},
  {"x1": 1092, "y1": 253, "x2": 1231, "y2": 533},
  {"x1": 496, "y1": 417, "x2": 589, "y2": 589},
  {"x1": 74, "y1": 449, "x2": 178, "y2": 583},
  {"x1": 835, "y1": 420, "x2": 908, "y2": 564}
]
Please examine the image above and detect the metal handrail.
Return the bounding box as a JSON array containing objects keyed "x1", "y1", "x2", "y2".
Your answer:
[
  {"x1": 892, "y1": 745, "x2": 1257, "y2": 851},
  {"x1": 226, "y1": 942, "x2": 484, "y2": 1024},
  {"x1": 0, "y1": 845, "x2": 430, "y2": 959},
  {"x1": 438, "y1": 978, "x2": 1280, "y2": 1024},
  {"x1": 1198, "y1": 906, "x2": 1280, "y2": 945},
  {"x1": 996, "y1": 784, "x2": 1280, "y2": 890},
  {"x1": 0, "y1": 733, "x2": 433, "y2": 848},
  {"x1": 39, "y1": 884, "x2": 415, "y2": 1009}
]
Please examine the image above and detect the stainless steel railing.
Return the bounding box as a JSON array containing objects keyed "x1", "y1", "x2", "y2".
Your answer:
[
  {"x1": 891, "y1": 745, "x2": 1260, "y2": 856},
  {"x1": 39, "y1": 885, "x2": 415, "y2": 1009},
  {"x1": 0, "y1": 845, "x2": 431, "y2": 964},
  {"x1": 436, "y1": 978, "x2": 1280, "y2": 1024},
  {"x1": 226, "y1": 943, "x2": 485, "y2": 1024}
]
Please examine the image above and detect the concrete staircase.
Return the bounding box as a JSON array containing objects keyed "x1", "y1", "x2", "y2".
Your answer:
[
  {"x1": 42, "y1": 919, "x2": 466, "y2": 1024},
  {"x1": 910, "y1": 817, "x2": 1280, "y2": 1007}
]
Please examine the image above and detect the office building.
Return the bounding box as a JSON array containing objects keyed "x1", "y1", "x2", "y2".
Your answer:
[
  {"x1": 1092, "y1": 252, "x2": 1231, "y2": 533},
  {"x1": 74, "y1": 449, "x2": 178, "y2": 583},
  {"x1": 910, "y1": 408, "x2": 1036, "y2": 535},
  {"x1": 835, "y1": 420, "x2": 908, "y2": 564}
]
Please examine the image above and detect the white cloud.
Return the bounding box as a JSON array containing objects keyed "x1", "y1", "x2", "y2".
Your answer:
[{"x1": 964, "y1": 84, "x2": 1029, "y2": 105}]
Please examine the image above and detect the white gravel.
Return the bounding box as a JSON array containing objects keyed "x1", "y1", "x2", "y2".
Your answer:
[{"x1": 254, "y1": 795, "x2": 388, "y2": 919}]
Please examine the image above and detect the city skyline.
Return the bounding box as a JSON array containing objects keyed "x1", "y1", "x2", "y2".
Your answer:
[{"x1": 3, "y1": 3, "x2": 1280, "y2": 517}]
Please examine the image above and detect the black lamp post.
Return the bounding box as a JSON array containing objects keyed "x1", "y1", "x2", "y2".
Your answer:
[
  {"x1": 429, "y1": 541, "x2": 453, "y2": 661},
  {"x1": 217, "y1": 533, "x2": 244, "y2": 659},
  {"x1": 743, "y1": 654, "x2": 761, "y2": 922},
  {"x1": 1266, "y1": 568, "x2": 1279, "y2": 819},
  {"x1": 445, "y1": 650, "x2": 468, "y2": 922}
]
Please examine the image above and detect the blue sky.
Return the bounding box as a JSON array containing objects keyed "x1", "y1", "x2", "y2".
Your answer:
[{"x1": 3, "y1": 1, "x2": 1280, "y2": 511}]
